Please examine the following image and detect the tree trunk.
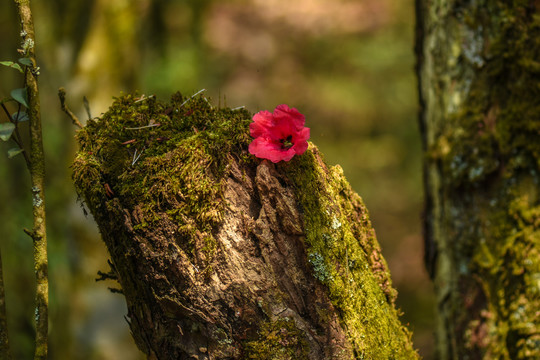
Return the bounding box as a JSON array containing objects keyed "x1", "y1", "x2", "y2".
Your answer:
[
  {"x1": 72, "y1": 93, "x2": 417, "y2": 359},
  {"x1": 416, "y1": 1, "x2": 540, "y2": 359}
]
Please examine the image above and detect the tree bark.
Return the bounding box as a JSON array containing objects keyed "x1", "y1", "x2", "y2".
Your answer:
[
  {"x1": 0, "y1": 249, "x2": 12, "y2": 360},
  {"x1": 416, "y1": 1, "x2": 540, "y2": 359},
  {"x1": 72, "y1": 93, "x2": 417, "y2": 359}
]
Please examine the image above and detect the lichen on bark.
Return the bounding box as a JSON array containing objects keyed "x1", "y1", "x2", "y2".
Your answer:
[
  {"x1": 417, "y1": 1, "x2": 540, "y2": 358},
  {"x1": 72, "y1": 92, "x2": 417, "y2": 359}
]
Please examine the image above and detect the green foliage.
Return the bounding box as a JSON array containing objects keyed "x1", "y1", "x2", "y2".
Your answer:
[
  {"x1": 11, "y1": 111, "x2": 27, "y2": 122},
  {"x1": 0, "y1": 58, "x2": 32, "y2": 74},
  {"x1": 17, "y1": 58, "x2": 32, "y2": 67},
  {"x1": 0, "y1": 58, "x2": 32, "y2": 156},
  {"x1": 0, "y1": 123, "x2": 15, "y2": 141},
  {"x1": 10, "y1": 88, "x2": 28, "y2": 108},
  {"x1": 7, "y1": 148, "x2": 24, "y2": 158},
  {"x1": 0, "y1": 61, "x2": 23, "y2": 73}
]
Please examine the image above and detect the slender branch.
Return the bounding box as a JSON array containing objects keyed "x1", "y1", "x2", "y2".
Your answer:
[
  {"x1": 0, "y1": 103, "x2": 21, "y2": 147},
  {"x1": 58, "y1": 88, "x2": 83, "y2": 129},
  {"x1": 14, "y1": 1, "x2": 48, "y2": 359},
  {"x1": 1, "y1": 104, "x2": 19, "y2": 147},
  {"x1": 0, "y1": 247, "x2": 12, "y2": 360},
  {"x1": 180, "y1": 88, "x2": 206, "y2": 107},
  {"x1": 0, "y1": 103, "x2": 14, "y2": 123},
  {"x1": 12, "y1": 124, "x2": 31, "y2": 168}
]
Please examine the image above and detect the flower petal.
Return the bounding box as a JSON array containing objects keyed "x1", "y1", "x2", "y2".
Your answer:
[
  {"x1": 250, "y1": 110, "x2": 274, "y2": 138},
  {"x1": 248, "y1": 137, "x2": 295, "y2": 163},
  {"x1": 274, "y1": 104, "x2": 305, "y2": 130},
  {"x1": 292, "y1": 127, "x2": 310, "y2": 155}
]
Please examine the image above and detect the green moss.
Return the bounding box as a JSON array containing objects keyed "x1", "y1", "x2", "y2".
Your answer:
[
  {"x1": 244, "y1": 318, "x2": 309, "y2": 359},
  {"x1": 280, "y1": 148, "x2": 417, "y2": 359},
  {"x1": 465, "y1": 174, "x2": 540, "y2": 359},
  {"x1": 429, "y1": 3, "x2": 540, "y2": 358},
  {"x1": 72, "y1": 92, "x2": 253, "y2": 261},
  {"x1": 439, "y1": 3, "x2": 540, "y2": 187}
]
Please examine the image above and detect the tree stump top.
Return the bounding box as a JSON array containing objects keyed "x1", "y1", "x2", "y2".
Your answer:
[{"x1": 72, "y1": 93, "x2": 417, "y2": 359}]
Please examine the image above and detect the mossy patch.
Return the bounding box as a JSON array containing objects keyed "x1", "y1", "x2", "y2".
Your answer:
[
  {"x1": 465, "y1": 174, "x2": 540, "y2": 359},
  {"x1": 281, "y1": 148, "x2": 417, "y2": 359},
  {"x1": 425, "y1": 2, "x2": 540, "y2": 358},
  {"x1": 244, "y1": 318, "x2": 309, "y2": 359},
  {"x1": 437, "y1": 3, "x2": 540, "y2": 187},
  {"x1": 72, "y1": 92, "x2": 253, "y2": 261}
]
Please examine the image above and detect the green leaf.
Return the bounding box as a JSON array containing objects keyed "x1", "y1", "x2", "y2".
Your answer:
[
  {"x1": 12, "y1": 111, "x2": 29, "y2": 122},
  {"x1": 0, "y1": 61, "x2": 23, "y2": 73},
  {"x1": 0, "y1": 123, "x2": 16, "y2": 141},
  {"x1": 8, "y1": 148, "x2": 24, "y2": 158},
  {"x1": 11, "y1": 88, "x2": 29, "y2": 108},
  {"x1": 18, "y1": 58, "x2": 33, "y2": 67}
]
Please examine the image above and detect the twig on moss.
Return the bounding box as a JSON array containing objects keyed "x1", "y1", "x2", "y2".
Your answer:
[
  {"x1": 131, "y1": 147, "x2": 145, "y2": 166},
  {"x1": 58, "y1": 87, "x2": 83, "y2": 129},
  {"x1": 202, "y1": 96, "x2": 213, "y2": 109},
  {"x1": 134, "y1": 94, "x2": 154, "y2": 103},
  {"x1": 125, "y1": 123, "x2": 160, "y2": 130},
  {"x1": 180, "y1": 88, "x2": 206, "y2": 107}
]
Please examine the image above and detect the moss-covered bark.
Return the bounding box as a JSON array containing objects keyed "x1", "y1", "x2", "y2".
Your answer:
[
  {"x1": 72, "y1": 92, "x2": 417, "y2": 359},
  {"x1": 0, "y1": 249, "x2": 11, "y2": 360},
  {"x1": 416, "y1": 1, "x2": 540, "y2": 358},
  {"x1": 14, "y1": 1, "x2": 49, "y2": 359}
]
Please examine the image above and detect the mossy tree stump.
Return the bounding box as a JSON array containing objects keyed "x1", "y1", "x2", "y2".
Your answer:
[{"x1": 72, "y1": 93, "x2": 417, "y2": 359}]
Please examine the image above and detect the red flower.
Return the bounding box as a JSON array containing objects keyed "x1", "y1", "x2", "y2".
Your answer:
[{"x1": 248, "y1": 104, "x2": 310, "y2": 163}]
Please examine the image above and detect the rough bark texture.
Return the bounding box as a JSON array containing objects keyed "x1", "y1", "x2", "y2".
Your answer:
[
  {"x1": 416, "y1": 1, "x2": 540, "y2": 359},
  {"x1": 0, "y1": 250, "x2": 11, "y2": 360},
  {"x1": 72, "y1": 93, "x2": 417, "y2": 359}
]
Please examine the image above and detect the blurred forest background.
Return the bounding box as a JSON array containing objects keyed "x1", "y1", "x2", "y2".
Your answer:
[{"x1": 0, "y1": 0, "x2": 435, "y2": 359}]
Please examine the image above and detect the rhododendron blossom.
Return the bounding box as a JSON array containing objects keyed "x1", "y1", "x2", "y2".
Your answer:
[{"x1": 248, "y1": 104, "x2": 310, "y2": 163}]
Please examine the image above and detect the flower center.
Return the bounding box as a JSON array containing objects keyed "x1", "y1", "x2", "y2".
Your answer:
[{"x1": 280, "y1": 135, "x2": 293, "y2": 149}]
